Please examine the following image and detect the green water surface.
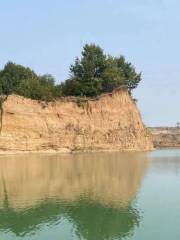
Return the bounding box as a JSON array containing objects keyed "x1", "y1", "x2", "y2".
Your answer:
[{"x1": 0, "y1": 149, "x2": 180, "y2": 239}]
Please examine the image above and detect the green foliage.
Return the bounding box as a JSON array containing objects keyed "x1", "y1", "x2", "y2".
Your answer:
[
  {"x1": 62, "y1": 44, "x2": 141, "y2": 97},
  {"x1": 15, "y1": 77, "x2": 55, "y2": 101},
  {"x1": 61, "y1": 79, "x2": 84, "y2": 96},
  {"x1": 63, "y1": 44, "x2": 107, "y2": 97},
  {"x1": 115, "y1": 56, "x2": 141, "y2": 93},
  {"x1": 0, "y1": 44, "x2": 142, "y2": 101},
  {"x1": 53, "y1": 84, "x2": 63, "y2": 98},
  {"x1": 101, "y1": 56, "x2": 125, "y2": 92},
  {"x1": 0, "y1": 62, "x2": 36, "y2": 95},
  {"x1": 0, "y1": 62, "x2": 58, "y2": 101}
]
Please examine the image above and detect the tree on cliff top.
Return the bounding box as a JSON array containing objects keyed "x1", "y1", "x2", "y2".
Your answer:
[
  {"x1": 0, "y1": 62, "x2": 58, "y2": 101},
  {"x1": 63, "y1": 44, "x2": 107, "y2": 97},
  {"x1": 0, "y1": 44, "x2": 141, "y2": 100},
  {"x1": 61, "y1": 44, "x2": 141, "y2": 97},
  {"x1": 0, "y1": 62, "x2": 36, "y2": 95}
]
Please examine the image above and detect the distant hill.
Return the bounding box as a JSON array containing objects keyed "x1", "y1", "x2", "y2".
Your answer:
[{"x1": 150, "y1": 127, "x2": 180, "y2": 148}]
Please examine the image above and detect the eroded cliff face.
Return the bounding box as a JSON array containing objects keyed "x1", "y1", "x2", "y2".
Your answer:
[{"x1": 0, "y1": 89, "x2": 153, "y2": 152}]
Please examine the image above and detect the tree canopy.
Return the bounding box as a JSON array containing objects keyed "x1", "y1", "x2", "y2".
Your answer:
[
  {"x1": 0, "y1": 44, "x2": 141, "y2": 101},
  {"x1": 62, "y1": 44, "x2": 141, "y2": 97},
  {"x1": 0, "y1": 62, "x2": 60, "y2": 101}
]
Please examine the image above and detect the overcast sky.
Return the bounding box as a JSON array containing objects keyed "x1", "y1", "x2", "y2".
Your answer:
[{"x1": 1, "y1": 0, "x2": 180, "y2": 126}]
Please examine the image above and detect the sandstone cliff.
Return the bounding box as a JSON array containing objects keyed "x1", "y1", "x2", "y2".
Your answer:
[{"x1": 0, "y1": 89, "x2": 153, "y2": 152}]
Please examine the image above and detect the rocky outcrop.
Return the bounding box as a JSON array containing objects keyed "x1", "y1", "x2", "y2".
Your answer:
[{"x1": 0, "y1": 89, "x2": 153, "y2": 152}]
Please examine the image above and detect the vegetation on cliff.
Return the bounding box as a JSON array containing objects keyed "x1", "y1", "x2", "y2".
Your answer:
[
  {"x1": 0, "y1": 44, "x2": 141, "y2": 101},
  {"x1": 0, "y1": 62, "x2": 60, "y2": 101}
]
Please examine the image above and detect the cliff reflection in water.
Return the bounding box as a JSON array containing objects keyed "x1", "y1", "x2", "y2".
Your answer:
[{"x1": 0, "y1": 152, "x2": 148, "y2": 239}]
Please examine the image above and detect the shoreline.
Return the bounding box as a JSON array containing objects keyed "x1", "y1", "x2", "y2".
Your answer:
[
  {"x1": 0, "y1": 148, "x2": 155, "y2": 156},
  {"x1": 1, "y1": 146, "x2": 180, "y2": 156}
]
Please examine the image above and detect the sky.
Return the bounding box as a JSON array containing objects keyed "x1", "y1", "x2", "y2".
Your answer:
[{"x1": 0, "y1": 0, "x2": 180, "y2": 126}]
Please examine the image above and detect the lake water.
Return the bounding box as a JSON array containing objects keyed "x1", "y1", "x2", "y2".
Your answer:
[{"x1": 0, "y1": 149, "x2": 180, "y2": 240}]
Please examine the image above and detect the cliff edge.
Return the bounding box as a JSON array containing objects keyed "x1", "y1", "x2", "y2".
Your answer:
[{"x1": 0, "y1": 89, "x2": 153, "y2": 152}]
